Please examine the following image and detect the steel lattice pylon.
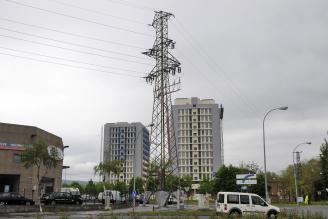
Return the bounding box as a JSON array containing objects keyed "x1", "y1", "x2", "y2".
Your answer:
[{"x1": 143, "y1": 11, "x2": 181, "y2": 190}]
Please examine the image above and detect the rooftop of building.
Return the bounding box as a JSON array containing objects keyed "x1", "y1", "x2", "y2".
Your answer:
[
  {"x1": 0, "y1": 122, "x2": 63, "y2": 148},
  {"x1": 104, "y1": 122, "x2": 145, "y2": 127},
  {"x1": 174, "y1": 97, "x2": 217, "y2": 105}
]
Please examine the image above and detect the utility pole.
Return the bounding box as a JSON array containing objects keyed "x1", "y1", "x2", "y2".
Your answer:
[
  {"x1": 294, "y1": 151, "x2": 302, "y2": 203},
  {"x1": 143, "y1": 11, "x2": 181, "y2": 190}
]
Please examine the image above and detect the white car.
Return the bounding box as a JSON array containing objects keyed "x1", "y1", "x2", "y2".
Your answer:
[{"x1": 215, "y1": 192, "x2": 280, "y2": 218}]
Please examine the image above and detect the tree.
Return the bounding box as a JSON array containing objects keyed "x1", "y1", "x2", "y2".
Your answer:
[
  {"x1": 180, "y1": 175, "x2": 193, "y2": 197},
  {"x1": 62, "y1": 182, "x2": 70, "y2": 187},
  {"x1": 94, "y1": 160, "x2": 123, "y2": 183},
  {"x1": 165, "y1": 175, "x2": 179, "y2": 192},
  {"x1": 146, "y1": 160, "x2": 174, "y2": 192},
  {"x1": 85, "y1": 179, "x2": 97, "y2": 196},
  {"x1": 199, "y1": 177, "x2": 214, "y2": 195},
  {"x1": 104, "y1": 181, "x2": 115, "y2": 190},
  {"x1": 70, "y1": 181, "x2": 85, "y2": 194},
  {"x1": 279, "y1": 164, "x2": 296, "y2": 201},
  {"x1": 213, "y1": 165, "x2": 248, "y2": 194},
  {"x1": 244, "y1": 161, "x2": 262, "y2": 173},
  {"x1": 300, "y1": 158, "x2": 321, "y2": 199},
  {"x1": 129, "y1": 177, "x2": 144, "y2": 195},
  {"x1": 320, "y1": 139, "x2": 328, "y2": 199},
  {"x1": 248, "y1": 173, "x2": 265, "y2": 198},
  {"x1": 145, "y1": 176, "x2": 159, "y2": 192},
  {"x1": 114, "y1": 181, "x2": 128, "y2": 200},
  {"x1": 95, "y1": 182, "x2": 105, "y2": 195},
  {"x1": 320, "y1": 139, "x2": 328, "y2": 188},
  {"x1": 21, "y1": 141, "x2": 60, "y2": 212}
]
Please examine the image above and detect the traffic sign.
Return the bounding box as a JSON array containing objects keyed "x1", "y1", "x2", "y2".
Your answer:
[
  {"x1": 236, "y1": 179, "x2": 257, "y2": 185},
  {"x1": 132, "y1": 191, "x2": 137, "y2": 198},
  {"x1": 236, "y1": 174, "x2": 257, "y2": 185},
  {"x1": 236, "y1": 174, "x2": 256, "y2": 180}
]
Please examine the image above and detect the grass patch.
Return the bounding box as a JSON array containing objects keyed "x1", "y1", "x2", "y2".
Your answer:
[
  {"x1": 135, "y1": 209, "x2": 215, "y2": 216},
  {"x1": 97, "y1": 209, "x2": 326, "y2": 219}
]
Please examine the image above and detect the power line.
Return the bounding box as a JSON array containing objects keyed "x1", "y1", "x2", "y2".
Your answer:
[
  {"x1": 175, "y1": 19, "x2": 258, "y2": 111},
  {"x1": 0, "y1": 51, "x2": 143, "y2": 78},
  {"x1": 0, "y1": 46, "x2": 145, "y2": 74},
  {"x1": 0, "y1": 34, "x2": 153, "y2": 66},
  {"x1": 173, "y1": 20, "x2": 258, "y2": 113},
  {"x1": 0, "y1": 17, "x2": 146, "y2": 49},
  {"x1": 50, "y1": 0, "x2": 147, "y2": 25},
  {"x1": 104, "y1": 0, "x2": 154, "y2": 12},
  {"x1": 0, "y1": 26, "x2": 148, "y2": 60},
  {"x1": 2, "y1": 0, "x2": 153, "y2": 37},
  {"x1": 103, "y1": 0, "x2": 259, "y2": 114},
  {"x1": 174, "y1": 48, "x2": 247, "y2": 117}
]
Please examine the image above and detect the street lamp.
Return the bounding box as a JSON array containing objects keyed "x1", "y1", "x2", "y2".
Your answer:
[
  {"x1": 262, "y1": 106, "x2": 288, "y2": 202},
  {"x1": 133, "y1": 123, "x2": 154, "y2": 213},
  {"x1": 293, "y1": 141, "x2": 311, "y2": 204}
]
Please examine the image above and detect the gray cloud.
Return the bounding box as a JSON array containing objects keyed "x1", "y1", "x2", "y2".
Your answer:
[{"x1": 0, "y1": 0, "x2": 327, "y2": 180}]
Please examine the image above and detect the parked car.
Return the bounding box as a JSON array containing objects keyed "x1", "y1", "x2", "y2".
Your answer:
[
  {"x1": 41, "y1": 192, "x2": 83, "y2": 205},
  {"x1": 215, "y1": 192, "x2": 280, "y2": 218},
  {"x1": 0, "y1": 192, "x2": 35, "y2": 206},
  {"x1": 167, "y1": 194, "x2": 177, "y2": 205},
  {"x1": 98, "y1": 190, "x2": 125, "y2": 204}
]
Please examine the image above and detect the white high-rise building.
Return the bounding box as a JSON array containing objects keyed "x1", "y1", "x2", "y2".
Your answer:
[
  {"x1": 172, "y1": 97, "x2": 224, "y2": 184},
  {"x1": 103, "y1": 122, "x2": 150, "y2": 184}
]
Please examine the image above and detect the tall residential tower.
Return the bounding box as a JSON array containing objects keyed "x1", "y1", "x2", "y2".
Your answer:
[
  {"x1": 103, "y1": 122, "x2": 150, "y2": 184},
  {"x1": 172, "y1": 98, "x2": 224, "y2": 185}
]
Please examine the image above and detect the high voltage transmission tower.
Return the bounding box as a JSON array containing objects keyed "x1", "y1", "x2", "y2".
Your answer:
[{"x1": 143, "y1": 11, "x2": 181, "y2": 190}]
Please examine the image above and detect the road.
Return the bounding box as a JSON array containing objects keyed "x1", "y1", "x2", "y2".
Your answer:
[
  {"x1": 1, "y1": 204, "x2": 327, "y2": 218},
  {"x1": 281, "y1": 205, "x2": 328, "y2": 218}
]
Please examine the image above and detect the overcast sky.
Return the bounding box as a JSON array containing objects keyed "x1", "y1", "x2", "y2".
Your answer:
[{"x1": 0, "y1": 0, "x2": 327, "y2": 181}]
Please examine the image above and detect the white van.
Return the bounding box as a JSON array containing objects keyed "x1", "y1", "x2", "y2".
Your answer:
[
  {"x1": 216, "y1": 192, "x2": 280, "y2": 218},
  {"x1": 98, "y1": 190, "x2": 125, "y2": 204}
]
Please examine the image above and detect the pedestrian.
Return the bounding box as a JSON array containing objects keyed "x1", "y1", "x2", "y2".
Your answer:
[{"x1": 304, "y1": 195, "x2": 309, "y2": 205}]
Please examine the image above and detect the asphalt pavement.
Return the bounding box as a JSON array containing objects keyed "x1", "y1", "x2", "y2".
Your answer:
[
  {"x1": 281, "y1": 205, "x2": 328, "y2": 218},
  {"x1": 1, "y1": 204, "x2": 327, "y2": 219}
]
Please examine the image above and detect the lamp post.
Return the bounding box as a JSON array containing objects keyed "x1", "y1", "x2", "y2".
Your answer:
[
  {"x1": 133, "y1": 123, "x2": 154, "y2": 213},
  {"x1": 263, "y1": 106, "x2": 288, "y2": 202},
  {"x1": 293, "y1": 141, "x2": 311, "y2": 204}
]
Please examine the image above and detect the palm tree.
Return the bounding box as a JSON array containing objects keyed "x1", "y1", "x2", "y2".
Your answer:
[{"x1": 21, "y1": 141, "x2": 60, "y2": 212}]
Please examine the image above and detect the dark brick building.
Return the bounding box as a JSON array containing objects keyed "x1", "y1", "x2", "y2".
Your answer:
[{"x1": 0, "y1": 122, "x2": 64, "y2": 200}]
